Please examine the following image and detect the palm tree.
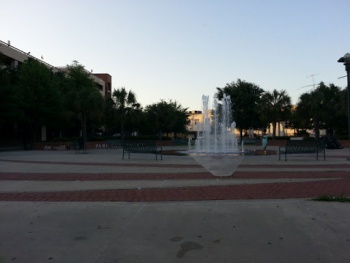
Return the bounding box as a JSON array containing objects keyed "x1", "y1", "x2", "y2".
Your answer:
[
  {"x1": 112, "y1": 87, "x2": 138, "y2": 139},
  {"x1": 260, "y1": 89, "x2": 292, "y2": 139}
]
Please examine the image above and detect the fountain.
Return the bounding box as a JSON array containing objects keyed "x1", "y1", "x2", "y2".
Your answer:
[
  {"x1": 188, "y1": 93, "x2": 275, "y2": 176},
  {"x1": 194, "y1": 94, "x2": 240, "y2": 154},
  {"x1": 189, "y1": 93, "x2": 245, "y2": 177}
]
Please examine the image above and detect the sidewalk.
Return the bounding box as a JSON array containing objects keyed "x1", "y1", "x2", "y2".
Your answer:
[
  {"x1": 0, "y1": 146, "x2": 349, "y2": 199},
  {"x1": 0, "y1": 147, "x2": 350, "y2": 263}
]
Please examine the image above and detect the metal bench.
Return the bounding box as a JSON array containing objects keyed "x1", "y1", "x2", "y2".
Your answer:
[
  {"x1": 122, "y1": 140, "x2": 163, "y2": 160},
  {"x1": 240, "y1": 137, "x2": 258, "y2": 145},
  {"x1": 279, "y1": 140, "x2": 326, "y2": 161},
  {"x1": 106, "y1": 139, "x2": 122, "y2": 149}
]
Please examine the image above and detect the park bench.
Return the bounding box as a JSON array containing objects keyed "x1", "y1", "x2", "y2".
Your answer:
[
  {"x1": 106, "y1": 139, "x2": 122, "y2": 149},
  {"x1": 240, "y1": 137, "x2": 259, "y2": 145},
  {"x1": 122, "y1": 140, "x2": 163, "y2": 160},
  {"x1": 279, "y1": 140, "x2": 326, "y2": 161}
]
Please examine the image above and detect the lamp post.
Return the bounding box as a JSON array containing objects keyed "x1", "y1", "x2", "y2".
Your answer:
[{"x1": 338, "y1": 53, "x2": 350, "y2": 159}]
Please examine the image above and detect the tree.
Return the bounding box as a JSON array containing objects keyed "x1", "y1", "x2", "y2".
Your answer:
[
  {"x1": 103, "y1": 96, "x2": 118, "y2": 136},
  {"x1": 336, "y1": 88, "x2": 349, "y2": 138},
  {"x1": 295, "y1": 82, "x2": 343, "y2": 138},
  {"x1": 171, "y1": 101, "x2": 189, "y2": 136},
  {"x1": 0, "y1": 63, "x2": 17, "y2": 123},
  {"x1": 65, "y1": 61, "x2": 104, "y2": 141},
  {"x1": 144, "y1": 100, "x2": 189, "y2": 139},
  {"x1": 0, "y1": 57, "x2": 20, "y2": 142},
  {"x1": 260, "y1": 89, "x2": 292, "y2": 138},
  {"x1": 15, "y1": 58, "x2": 63, "y2": 145},
  {"x1": 112, "y1": 87, "x2": 139, "y2": 139},
  {"x1": 217, "y1": 79, "x2": 264, "y2": 138}
]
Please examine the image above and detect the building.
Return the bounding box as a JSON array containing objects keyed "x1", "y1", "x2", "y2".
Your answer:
[
  {"x1": 187, "y1": 110, "x2": 203, "y2": 139},
  {"x1": 0, "y1": 39, "x2": 113, "y2": 144},
  {"x1": 0, "y1": 39, "x2": 112, "y2": 98},
  {"x1": 0, "y1": 39, "x2": 59, "y2": 71},
  {"x1": 93, "y1": 73, "x2": 112, "y2": 98},
  {"x1": 186, "y1": 110, "x2": 304, "y2": 138}
]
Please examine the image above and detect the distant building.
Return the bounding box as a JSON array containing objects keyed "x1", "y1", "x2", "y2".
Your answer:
[
  {"x1": 186, "y1": 110, "x2": 304, "y2": 138},
  {"x1": 0, "y1": 39, "x2": 113, "y2": 143},
  {"x1": 93, "y1": 73, "x2": 112, "y2": 98},
  {"x1": 187, "y1": 110, "x2": 202, "y2": 139},
  {"x1": 0, "y1": 39, "x2": 112, "y2": 98}
]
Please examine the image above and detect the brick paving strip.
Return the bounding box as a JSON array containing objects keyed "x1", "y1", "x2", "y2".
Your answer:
[
  {"x1": 0, "y1": 178, "x2": 350, "y2": 202},
  {"x1": 0, "y1": 158, "x2": 201, "y2": 168},
  {"x1": 2, "y1": 158, "x2": 350, "y2": 169},
  {"x1": 0, "y1": 170, "x2": 349, "y2": 202},
  {"x1": 1, "y1": 159, "x2": 350, "y2": 202},
  {"x1": 0, "y1": 171, "x2": 349, "y2": 180}
]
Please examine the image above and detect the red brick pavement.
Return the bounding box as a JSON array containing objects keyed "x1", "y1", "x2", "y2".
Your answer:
[
  {"x1": 1, "y1": 161, "x2": 350, "y2": 202},
  {"x1": 0, "y1": 159, "x2": 200, "y2": 168},
  {"x1": 0, "y1": 171, "x2": 349, "y2": 181},
  {"x1": 0, "y1": 178, "x2": 350, "y2": 202}
]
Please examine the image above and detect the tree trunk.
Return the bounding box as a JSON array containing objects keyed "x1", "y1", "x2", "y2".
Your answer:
[
  {"x1": 81, "y1": 116, "x2": 88, "y2": 142},
  {"x1": 314, "y1": 123, "x2": 320, "y2": 139},
  {"x1": 272, "y1": 122, "x2": 277, "y2": 139},
  {"x1": 121, "y1": 121, "x2": 125, "y2": 140}
]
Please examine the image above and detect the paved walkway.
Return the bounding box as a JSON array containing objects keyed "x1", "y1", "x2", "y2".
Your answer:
[
  {"x1": 1, "y1": 147, "x2": 350, "y2": 263},
  {"x1": 0, "y1": 146, "x2": 350, "y2": 201}
]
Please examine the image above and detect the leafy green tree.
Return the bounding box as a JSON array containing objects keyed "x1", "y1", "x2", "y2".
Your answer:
[
  {"x1": 123, "y1": 103, "x2": 143, "y2": 137},
  {"x1": 217, "y1": 79, "x2": 264, "y2": 138},
  {"x1": 103, "y1": 96, "x2": 118, "y2": 136},
  {"x1": 144, "y1": 100, "x2": 188, "y2": 139},
  {"x1": 295, "y1": 82, "x2": 343, "y2": 138},
  {"x1": 112, "y1": 87, "x2": 139, "y2": 139},
  {"x1": 171, "y1": 101, "x2": 189, "y2": 136},
  {"x1": 0, "y1": 64, "x2": 18, "y2": 123},
  {"x1": 260, "y1": 89, "x2": 292, "y2": 138},
  {"x1": 65, "y1": 61, "x2": 104, "y2": 141},
  {"x1": 0, "y1": 58, "x2": 20, "y2": 141},
  {"x1": 336, "y1": 88, "x2": 349, "y2": 138},
  {"x1": 15, "y1": 58, "x2": 63, "y2": 145}
]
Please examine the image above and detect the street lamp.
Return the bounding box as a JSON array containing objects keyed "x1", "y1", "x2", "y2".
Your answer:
[{"x1": 338, "y1": 53, "x2": 350, "y2": 160}]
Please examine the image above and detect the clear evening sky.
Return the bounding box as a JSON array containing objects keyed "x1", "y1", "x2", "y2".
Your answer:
[{"x1": 1, "y1": 0, "x2": 349, "y2": 110}]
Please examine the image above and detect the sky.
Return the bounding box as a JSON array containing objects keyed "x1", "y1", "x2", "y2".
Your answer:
[{"x1": 1, "y1": 0, "x2": 349, "y2": 110}]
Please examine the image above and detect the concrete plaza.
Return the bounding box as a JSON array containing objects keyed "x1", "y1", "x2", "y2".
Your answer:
[{"x1": 0, "y1": 147, "x2": 350, "y2": 262}]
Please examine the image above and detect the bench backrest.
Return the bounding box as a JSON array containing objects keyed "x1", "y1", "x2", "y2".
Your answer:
[
  {"x1": 122, "y1": 140, "x2": 158, "y2": 151},
  {"x1": 107, "y1": 140, "x2": 122, "y2": 147},
  {"x1": 286, "y1": 140, "x2": 325, "y2": 151}
]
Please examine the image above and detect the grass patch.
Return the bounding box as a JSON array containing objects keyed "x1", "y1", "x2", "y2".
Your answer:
[{"x1": 313, "y1": 194, "x2": 350, "y2": 203}]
